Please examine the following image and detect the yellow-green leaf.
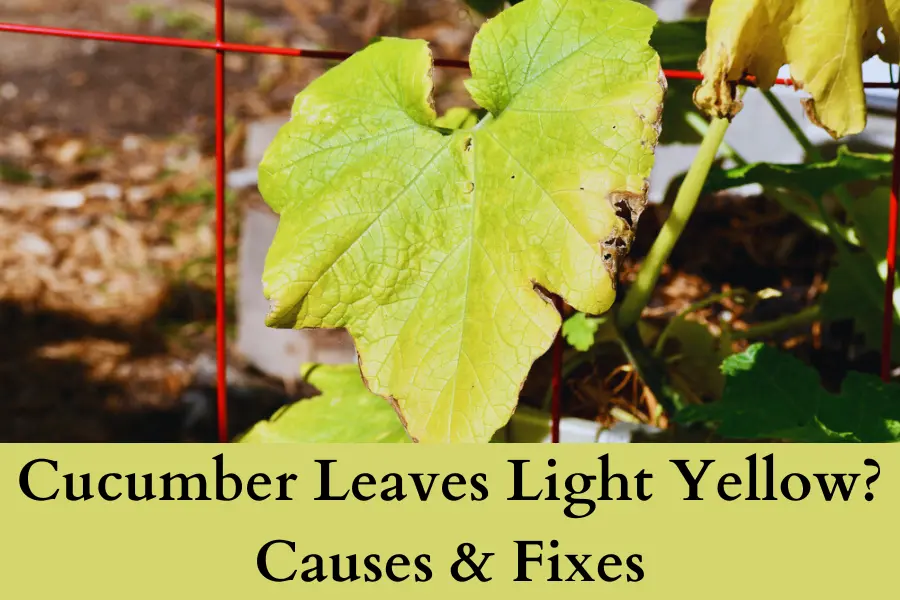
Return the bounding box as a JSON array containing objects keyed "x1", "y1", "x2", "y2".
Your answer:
[
  {"x1": 258, "y1": 0, "x2": 664, "y2": 442},
  {"x1": 694, "y1": 0, "x2": 900, "y2": 138},
  {"x1": 238, "y1": 364, "x2": 411, "y2": 443}
]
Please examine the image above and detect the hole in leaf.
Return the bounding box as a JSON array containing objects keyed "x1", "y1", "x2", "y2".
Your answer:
[{"x1": 614, "y1": 200, "x2": 634, "y2": 228}]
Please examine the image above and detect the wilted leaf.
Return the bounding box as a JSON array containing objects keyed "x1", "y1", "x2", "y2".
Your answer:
[
  {"x1": 677, "y1": 343, "x2": 900, "y2": 442},
  {"x1": 258, "y1": 0, "x2": 664, "y2": 442},
  {"x1": 705, "y1": 146, "x2": 892, "y2": 198},
  {"x1": 238, "y1": 364, "x2": 411, "y2": 443},
  {"x1": 694, "y1": 0, "x2": 900, "y2": 138}
]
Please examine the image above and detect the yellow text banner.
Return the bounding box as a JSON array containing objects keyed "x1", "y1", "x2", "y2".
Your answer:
[{"x1": 0, "y1": 444, "x2": 893, "y2": 598}]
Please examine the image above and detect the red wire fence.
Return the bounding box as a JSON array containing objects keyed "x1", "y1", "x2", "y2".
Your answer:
[{"x1": 1, "y1": 3, "x2": 898, "y2": 444}]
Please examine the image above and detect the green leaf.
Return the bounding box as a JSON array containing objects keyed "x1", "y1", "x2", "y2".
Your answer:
[
  {"x1": 705, "y1": 146, "x2": 892, "y2": 198},
  {"x1": 677, "y1": 344, "x2": 900, "y2": 442},
  {"x1": 848, "y1": 186, "x2": 895, "y2": 263},
  {"x1": 258, "y1": 0, "x2": 664, "y2": 442},
  {"x1": 238, "y1": 364, "x2": 411, "y2": 443},
  {"x1": 650, "y1": 18, "x2": 707, "y2": 70},
  {"x1": 562, "y1": 312, "x2": 602, "y2": 352},
  {"x1": 660, "y1": 318, "x2": 728, "y2": 401},
  {"x1": 491, "y1": 405, "x2": 552, "y2": 442},
  {"x1": 822, "y1": 187, "x2": 900, "y2": 360}
]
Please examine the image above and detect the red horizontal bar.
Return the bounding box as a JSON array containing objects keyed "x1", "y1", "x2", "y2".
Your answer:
[
  {"x1": 0, "y1": 22, "x2": 468, "y2": 68},
  {"x1": 2, "y1": 21, "x2": 897, "y2": 88}
]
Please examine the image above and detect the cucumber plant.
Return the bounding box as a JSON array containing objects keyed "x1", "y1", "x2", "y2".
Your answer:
[
  {"x1": 246, "y1": 0, "x2": 900, "y2": 445},
  {"x1": 257, "y1": 0, "x2": 664, "y2": 443}
]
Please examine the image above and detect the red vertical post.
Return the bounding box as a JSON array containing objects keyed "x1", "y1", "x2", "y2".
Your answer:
[
  {"x1": 551, "y1": 298, "x2": 564, "y2": 443},
  {"x1": 215, "y1": 0, "x2": 229, "y2": 441},
  {"x1": 883, "y1": 91, "x2": 900, "y2": 382}
]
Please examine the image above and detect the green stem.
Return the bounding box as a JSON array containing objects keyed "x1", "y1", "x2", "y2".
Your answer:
[
  {"x1": 685, "y1": 112, "x2": 747, "y2": 166},
  {"x1": 617, "y1": 117, "x2": 731, "y2": 330},
  {"x1": 730, "y1": 304, "x2": 821, "y2": 340},
  {"x1": 653, "y1": 288, "x2": 750, "y2": 356},
  {"x1": 762, "y1": 89, "x2": 820, "y2": 160}
]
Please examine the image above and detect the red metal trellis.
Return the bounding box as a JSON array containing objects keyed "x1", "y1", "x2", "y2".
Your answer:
[{"x1": 1, "y1": 4, "x2": 898, "y2": 444}]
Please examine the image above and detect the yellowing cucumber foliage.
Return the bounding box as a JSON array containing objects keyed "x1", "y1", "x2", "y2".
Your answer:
[
  {"x1": 257, "y1": 0, "x2": 664, "y2": 443},
  {"x1": 695, "y1": 0, "x2": 900, "y2": 138}
]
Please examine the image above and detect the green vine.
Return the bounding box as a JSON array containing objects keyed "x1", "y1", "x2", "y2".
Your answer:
[{"x1": 617, "y1": 116, "x2": 731, "y2": 329}]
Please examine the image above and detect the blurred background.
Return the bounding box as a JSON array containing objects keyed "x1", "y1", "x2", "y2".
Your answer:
[
  {"x1": 0, "y1": 0, "x2": 505, "y2": 442},
  {"x1": 0, "y1": 0, "x2": 895, "y2": 442}
]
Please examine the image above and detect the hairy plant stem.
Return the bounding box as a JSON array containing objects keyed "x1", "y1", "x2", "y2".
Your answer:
[{"x1": 617, "y1": 117, "x2": 731, "y2": 330}]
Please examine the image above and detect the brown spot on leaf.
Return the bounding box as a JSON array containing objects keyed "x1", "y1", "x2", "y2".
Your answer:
[
  {"x1": 357, "y1": 353, "x2": 417, "y2": 443},
  {"x1": 802, "y1": 98, "x2": 840, "y2": 140},
  {"x1": 609, "y1": 190, "x2": 647, "y2": 230},
  {"x1": 530, "y1": 280, "x2": 554, "y2": 307},
  {"x1": 693, "y1": 46, "x2": 745, "y2": 120},
  {"x1": 601, "y1": 188, "x2": 649, "y2": 282}
]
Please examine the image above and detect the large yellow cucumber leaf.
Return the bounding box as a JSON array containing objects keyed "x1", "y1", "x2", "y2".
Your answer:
[
  {"x1": 694, "y1": 0, "x2": 900, "y2": 139},
  {"x1": 258, "y1": 0, "x2": 664, "y2": 443}
]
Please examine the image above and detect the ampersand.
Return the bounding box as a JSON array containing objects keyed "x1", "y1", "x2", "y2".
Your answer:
[{"x1": 450, "y1": 543, "x2": 494, "y2": 582}]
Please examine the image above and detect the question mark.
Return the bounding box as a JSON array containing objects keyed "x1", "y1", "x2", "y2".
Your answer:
[{"x1": 863, "y1": 459, "x2": 881, "y2": 501}]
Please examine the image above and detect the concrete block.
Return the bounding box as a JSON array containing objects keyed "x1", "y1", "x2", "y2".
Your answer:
[{"x1": 236, "y1": 202, "x2": 358, "y2": 381}]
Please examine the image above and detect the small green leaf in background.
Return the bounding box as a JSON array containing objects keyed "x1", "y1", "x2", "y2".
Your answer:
[
  {"x1": 238, "y1": 364, "x2": 411, "y2": 443},
  {"x1": 649, "y1": 18, "x2": 706, "y2": 145},
  {"x1": 562, "y1": 312, "x2": 603, "y2": 352},
  {"x1": 846, "y1": 186, "x2": 896, "y2": 263},
  {"x1": 490, "y1": 405, "x2": 551, "y2": 442},
  {"x1": 660, "y1": 318, "x2": 729, "y2": 402},
  {"x1": 677, "y1": 344, "x2": 900, "y2": 442},
  {"x1": 822, "y1": 186, "x2": 900, "y2": 360},
  {"x1": 704, "y1": 146, "x2": 892, "y2": 198},
  {"x1": 650, "y1": 18, "x2": 707, "y2": 69},
  {"x1": 649, "y1": 18, "x2": 709, "y2": 145}
]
